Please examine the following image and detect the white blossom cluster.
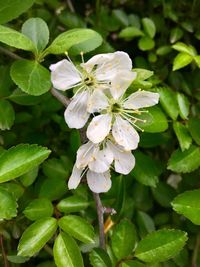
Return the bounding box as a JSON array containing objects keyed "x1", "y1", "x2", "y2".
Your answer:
[{"x1": 50, "y1": 52, "x2": 159, "y2": 193}]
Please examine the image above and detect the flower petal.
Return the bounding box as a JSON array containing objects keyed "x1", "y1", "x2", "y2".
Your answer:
[
  {"x1": 110, "y1": 70, "x2": 137, "y2": 99},
  {"x1": 86, "y1": 170, "x2": 111, "y2": 193},
  {"x1": 64, "y1": 91, "x2": 90, "y2": 129},
  {"x1": 123, "y1": 90, "x2": 160, "y2": 109},
  {"x1": 89, "y1": 145, "x2": 113, "y2": 173},
  {"x1": 107, "y1": 141, "x2": 135, "y2": 175},
  {"x1": 50, "y1": 59, "x2": 82, "y2": 91},
  {"x1": 87, "y1": 90, "x2": 109, "y2": 113},
  {"x1": 87, "y1": 114, "x2": 112, "y2": 143},
  {"x1": 68, "y1": 165, "x2": 82, "y2": 190},
  {"x1": 76, "y1": 141, "x2": 97, "y2": 169},
  {"x1": 112, "y1": 115, "x2": 139, "y2": 150}
]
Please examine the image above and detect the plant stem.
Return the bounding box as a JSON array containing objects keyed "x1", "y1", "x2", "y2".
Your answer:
[
  {"x1": 0, "y1": 235, "x2": 9, "y2": 267},
  {"x1": 192, "y1": 233, "x2": 200, "y2": 267},
  {"x1": 0, "y1": 46, "x2": 22, "y2": 60},
  {"x1": 93, "y1": 193, "x2": 106, "y2": 249},
  {"x1": 50, "y1": 88, "x2": 70, "y2": 107}
]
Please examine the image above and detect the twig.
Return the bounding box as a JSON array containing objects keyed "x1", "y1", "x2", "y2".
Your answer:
[
  {"x1": 0, "y1": 235, "x2": 9, "y2": 267},
  {"x1": 0, "y1": 46, "x2": 22, "y2": 60},
  {"x1": 192, "y1": 233, "x2": 200, "y2": 267},
  {"x1": 50, "y1": 88, "x2": 70, "y2": 107},
  {"x1": 67, "y1": 0, "x2": 75, "y2": 12}
]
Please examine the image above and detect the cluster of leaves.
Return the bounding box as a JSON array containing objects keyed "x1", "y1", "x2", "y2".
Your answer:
[{"x1": 0, "y1": 0, "x2": 200, "y2": 267}]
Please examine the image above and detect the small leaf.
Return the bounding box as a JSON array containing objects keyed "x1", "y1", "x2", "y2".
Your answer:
[
  {"x1": 89, "y1": 248, "x2": 112, "y2": 267},
  {"x1": 111, "y1": 219, "x2": 137, "y2": 260},
  {"x1": 23, "y1": 198, "x2": 54, "y2": 221},
  {"x1": 167, "y1": 145, "x2": 200, "y2": 173},
  {"x1": 18, "y1": 217, "x2": 57, "y2": 257},
  {"x1": 22, "y1": 18, "x2": 49, "y2": 52},
  {"x1": 112, "y1": 9, "x2": 129, "y2": 26},
  {"x1": 152, "y1": 182, "x2": 176, "y2": 208},
  {"x1": 137, "y1": 211, "x2": 155, "y2": 238},
  {"x1": 0, "y1": 100, "x2": 15, "y2": 130},
  {"x1": 176, "y1": 93, "x2": 190, "y2": 120},
  {"x1": 172, "y1": 189, "x2": 200, "y2": 225},
  {"x1": 42, "y1": 158, "x2": 69, "y2": 180},
  {"x1": 0, "y1": 187, "x2": 17, "y2": 219},
  {"x1": 138, "y1": 36, "x2": 155, "y2": 51},
  {"x1": 57, "y1": 195, "x2": 89, "y2": 213},
  {"x1": 10, "y1": 60, "x2": 51, "y2": 96},
  {"x1": 172, "y1": 42, "x2": 196, "y2": 56},
  {"x1": 39, "y1": 177, "x2": 66, "y2": 201},
  {"x1": 142, "y1": 18, "x2": 156, "y2": 38},
  {"x1": 188, "y1": 117, "x2": 200, "y2": 145},
  {"x1": 0, "y1": 25, "x2": 35, "y2": 51},
  {"x1": 7, "y1": 255, "x2": 29, "y2": 264},
  {"x1": 0, "y1": 144, "x2": 51, "y2": 183},
  {"x1": 121, "y1": 260, "x2": 146, "y2": 267},
  {"x1": 173, "y1": 53, "x2": 193, "y2": 71},
  {"x1": 9, "y1": 88, "x2": 42, "y2": 106},
  {"x1": 135, "y1": 229, "x2": 188, "y2": 263},
  {"x1": 156, "y1": 46, "x2": 172, "y2": 56},
  {"x1": 58, "y1": 215, "x2": 95, "y2": 244},
  {"x1": 119, "y1": 27, "x2": 144, "y2": 39},
  {"x1": 170, "y1": 28, "x2": 183, "y2": 44},
  {"x1": 173, "y1": 122, "x2": 192, "y2": 151},
  {"x1": 193, "y1": 55, "x2": 200, "y2": 68},
  {"x1": 53, "y1": 232, "x2": 84, "y2": 267}
]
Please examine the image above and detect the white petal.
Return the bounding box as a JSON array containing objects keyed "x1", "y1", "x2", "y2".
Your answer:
[
  {"x1": 87, "y1": 114, "x2": 112, "y2": 143},
  {"x1": 86, "y1": 170, "x2": 111, "y2": 193},
  {"x1": 123, "y1": 90, "x2": 160, "y2": 109},
  {"x1": 107, "y1": 141, "x2": 135, "y2": 175},
  {"x1": 76, "y1": 141, "x2": 97, "y2": 169},
  {"x1": 110, "y1": 70, "x2": 137, "y2": 99},
  {"x1": 64, "y1": 91, "x2": 90, "y2": 129},
  {"x1": 112, "y1": 115, "x2": 139, "y2": 150},
  {"x1": 87, "y1": 90, "x2": 109, "y2": 113},
  {"x1": 89, "y1": 145, "x2": 113, "y2": 173},
  {"x1": 68, "y1": 165, "x2": 82, "y2": 189},
  {"x1": 50, "y1": 59, "x2": 82, "y2": 91}
]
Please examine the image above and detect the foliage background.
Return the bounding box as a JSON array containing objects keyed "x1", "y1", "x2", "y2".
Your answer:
[{"x1": 0, "y1": 0, "x2": 200, "y2": 266}]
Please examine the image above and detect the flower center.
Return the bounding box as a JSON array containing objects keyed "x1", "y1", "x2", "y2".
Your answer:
[
  {"x1": 111, "y1": 102, "x2": 121, "y2": 113},
  {"x1": 84, "y1": 76, "x2": 95, "y2": 86}
]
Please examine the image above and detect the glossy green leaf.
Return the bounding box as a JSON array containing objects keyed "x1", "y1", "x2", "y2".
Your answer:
[
  {"x1": 42, "y1": 158, "x2": 69, "y2": 180},
  {"x1": 0, "y1": 182, "x2": 24, "y2": 200},
  {"x1": 138, "y1": 36, "x2": 155, "y2": 51},
  {"x1": 7, "y1": 255, "x2": 29, "y2": 264},
  {"x1": 10, "y1": 60, "x2": 51, "y2": 96},
  {"x1": 135, "y1": 229, "x2": 188, "y2": 263},
  {"x1": 119, "y1": 26, "x2": 144, "y2": 39},
  {"x1": 53, "y1": 232, "x2": 84, "y2": 267},
  {"x1": 170, "y1": 28, "x2": 183, "y2": 44},
  {"x1": 0, "y1": 144, "x2": 51, "y2": 183},
  {"x1": 18, "y1": 217, "x2": 57, "y2": 257},
  {"x1": 0, "y1": 25, "x2": 35, "y2": 51},
  {"x1": 193, "y1": 55, "x2": 200, "y2": 68},
  {"x1": 173, "y1": 53, "x2": 193, "y2": 71},
  {"x1": 167, "y1": 145, "x2": 200, "y2": 173},
  {"x1": 142, "y1": 18, "x2": 156, "y2": 38},
  {"x1": 59, "y1": 215, "x2": 95, "y2": 243},
  {"x1": 172, "y1": 42, "x2": 196, "y2": 56},
  {"x1": 0, "y1": 100, "x2": 15, "y2": 130},
  {"x1": 172, "y1": 189, "x2": 200, "y2": 225},
  {"x1": 89, "y1": 248, "x2": 112, "y2": 267},
  {"x1": 111, "y1": 219, "x2": 137, "y2": 260},
  {"x1": 57, "y1": 195, "x2": 89, "y2": 213},
  {"x1": 176, "y1": 93, "x2": 190, "y2": 120},
  {"x1": 0, "y1": 0, "x2": 34, "y2": 24},
  {"x1": 39, "y1": 177, "x2": 66, "y2": 201},
  {"x1": 23, "y1": 198, "x2": 54, "y2": 221},
  {"x1": 188, "y1": 117, "x2": 200, "y2": 145},
  {"x1": 121, "y1": 261, "x2": 146, "y2": 267},
  {"x1": 137, "y1": 211, "x2": 155, "y2": 238},
  {"x1": 152, "y1": 182, "x2": 176, "y2": 208},
  {"x1": 9, "y1": 88, "x2": 42, "y2": 106},
  {"x1": 173, "y1": 122, "x2": 192, "y2": 151},
  {"x1": 20, "y1": 167, "x2": 39, "y2": 187},
  {"x1": 0, "y1": 187, "x2": 17, "y2": 219}
]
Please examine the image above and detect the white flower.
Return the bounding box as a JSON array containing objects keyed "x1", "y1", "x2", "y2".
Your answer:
[
  {"x1": 87, "y1": 89, "x2": 159, "y2": 150},
  {"x1": 50, "y1": 51, "x2": 136, "y2": 129}
]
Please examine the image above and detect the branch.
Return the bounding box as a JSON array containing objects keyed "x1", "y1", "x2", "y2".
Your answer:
[
  {"x1": 50, "y1": 88, "x2": 70, "y2": 107},
  {"x1": 0, "y1": 46, "x2": 22, "y2": 60},
  {"x1": 192, "y1": 233, "x2": 200, "y2": 267},
  {"x1": 0, "y1": 235, "x2": 10, "y2": 267}
]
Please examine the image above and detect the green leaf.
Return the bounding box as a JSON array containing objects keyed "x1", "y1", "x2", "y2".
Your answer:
[
  {"x1": 138, "y1": 36, "x2": 155, "y2": 51},
  {"x1": 135, "y1": 229, "x2": 188, "y2": 263},
  {"x1": 22, "y1": 18, "x2": 49, "y2": 52},
  {"x1": 89, "y1": 248, "x2": 112, "y2": 267},
  {"x1": 45, "y1": 29, "x2": 102, "y2": 55},
  {"x1": 18, "y1": 217, "x2": 57, "y2": 257},
  {"x1": 0, "y1": 25, "x2": 35, "y2": 51},
  {"x1": 23, "y1": 198, "x2": 54, "y2": 221},
  {"x1": 0, "y1": 182, "x2": 24, "y2": 200},
  {"x1": 9, "y1": 88, "x2": 42, "y2": 106},
  {"x1": 119, "y1": 26, "x2": 144, "y2": 39},
  {"x1": 170, "y1": 28, "x2": 183, "y2": 44},
  {"x1": 39, "y1": 177, "x2": 66, "y2": 201},
  {"x1": 57, "y1": 195, "x2": 89, "y2": 213},
  {"x1": 121, "y1": 260, "x2": 146, "y2": 267},
  {"x1": 58, "y1": 215, "x2": 95, "y2": 244},
  {"x1": 53, "y1": 232, "x2": 84, "y2": 267},
  {"x1": 42, "y1": 158, "x2": 69, "y2": 180},
  {"x1": 156, "y1": 87, "x2": 179, "y2": 120},
  {"x1": 131, "y1": 151, "x2": 162, "y2": 187},
  {"x1": 193, "y1": 55, "x2": 200, "y2": 68},
  {"x1": 0, "y1": 0, "x2": 34, "y2": 24},
  {"x1": 156, "y1": 46, "x2": 172, "y2": 56},
  {"x1": 173, "y1": 122, "x2": 192, "y2": 151},
  {"x1": 20, "y1": 167, "x2": 39, "y2": 187},
  {"x1": 7, "y1": 255, "x2": 29, "y2": 264},
  {"x1": 112, "y1": 9, "x2": 129, "y2": 26},
  {"x1": 111, "y1": 219, "x2": 137, "y2": 260},
  {"x1": 167, "y1": 145, "x2": 200, "y2": 173},
  {"x1": 142, "y1": 18, "x2": 156, "y2": 38},
  {"x1": 0, "y1": 144, "x2": 51, "y2": 183},
  {"x1": 0, "y1": 187, "x2": 17, "y2": 219},
  {"x1": 172, "y1": 189, "x2": 200, "y2": 225},
  {"x1": 176, "y1": 93, "x2": 190, "y2": 120},
  {"x1": 0, "y1": 100, "x2": 15, "y2": 130},
  {"x1": 172, "y1": 42, "x2": 196, "y2": 56},
  {"x1": 188, "y1": 118, "x2": 200, "y2": 145},
  {"x1": 137, "y1": 211, "x2": 155, "y2": 238},
  {"x1": 173, "y1": 52, "x2": 193, "y2": 71},
  {"x1": 10, "y1": 60, "x2": 51, "y2": 96},
  {"x1": 152, "y1": 182, "x2": 176, "y2": 208}
]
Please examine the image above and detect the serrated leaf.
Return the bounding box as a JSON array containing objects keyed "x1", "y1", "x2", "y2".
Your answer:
[
  {"x1": 167, "y1": 145, "x2": 200, "y2": 173},
  {"x1": 18, "y1": 217, "x2": 57, "y2": 257},
  {"x1": 173, "y1": 53, "x2": 193, "y2": 71},
  {"x1": 176, "y1": 93, "x2": 190, "y2": 119},
  {"x1": 23, "y1": 198, "x2": 54, "y2": 221},
  {"x1": 0, "y1": 187, "x2": 17, "y2": 219},
  {"x1": 0, "y1": 144, "x2": 51, "y2": 183},
  {"x1": 89, "y1": 248, "x2": 112, "y2": 267},
  {"x1": 0, "y1": 0, "x2": 34, "y2": 24},
  {"x1": 58, "y1": 215, "x2": 95, "y2": 244},
  {"x1": 57, "y1": 195, "x2": 89, "y2": 213},
  {"x1": 135, "y1": 229, "x2": 188, "y2": 263},
  {"x1": 10, "y1": 60, "x2": 51, "y2": 96},
  {"x1": 172, "y1": 189, "x2": 200, "y2": 225},
  {"x1": 0, "y1": 99, "x2": 15, "y2": 130},
  {"x1": 53, "y1": 232, "x2": 84, "y2": 267},
  {"x1": 0, "y1": 25, "x2": 35, "y2": 51},
  {"x1": 173, "y1": 122, "x2": 192, "y2": 151},
  {"x1": 138, "y1": 36, "x2": 155, "y2": 51},
  {"x1": 142, "y1": 18, "x2": 156, "y2": 38},
  {"x1": 119, "y1": 26, "x2": 144, "y2": 39},
  {"x1": 188, "y1": 117, "x2": 200, "y2": 145}
]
